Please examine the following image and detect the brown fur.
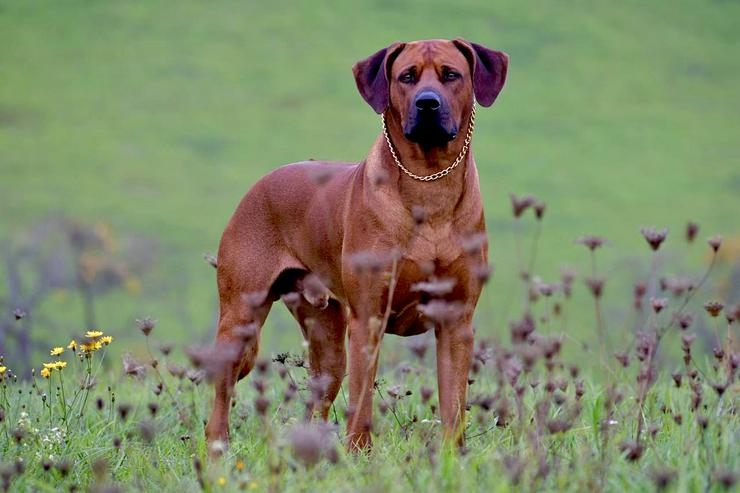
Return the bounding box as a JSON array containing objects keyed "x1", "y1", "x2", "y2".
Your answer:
[{"x1": 205, "y1": 39, "x2": 508, "y2": 452}]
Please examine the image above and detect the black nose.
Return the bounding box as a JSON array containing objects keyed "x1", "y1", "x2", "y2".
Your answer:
[{"x1": 415, "y1": 91, "x2": 441, "y2": 112}]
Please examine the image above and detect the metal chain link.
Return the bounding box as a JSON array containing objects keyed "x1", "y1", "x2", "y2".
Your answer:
[{"x1": 381, "y1": 102, "x2": 476, "y2": 182}]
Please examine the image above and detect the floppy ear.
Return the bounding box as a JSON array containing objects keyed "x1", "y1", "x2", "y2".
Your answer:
[
  {"x1": 453, "y1": 39, "x2": 508, "y2": 107},
  {"x1": 352, "y1": 42, "x2": 406, "y2": 114}
]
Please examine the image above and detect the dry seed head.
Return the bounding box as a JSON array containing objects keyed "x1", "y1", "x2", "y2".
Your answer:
[
  {"x1": 308, "y1": 166, "x2": 339, "y2": 186},
  {"x1": 186, "y1": 369, "x2": 205, "y2": 385},
  {"x1": 242, "y1": 291, "x2": 268, "y2": 309},
  {"x1": 203, "y1": 253, "x2": 218, "y2": 269},
  {"x1": 411, "y1": 278, "x2": 456, "y2": 296},
  {"x1": 585, "y1": 277, "x2": 605, "y2": 299},
  {"x1": 711, "y1": 382, "x2": 727, "y2": 397},
  {"x1": 620, "y1": 440, "x2": 644, "y2": 462},
  {"x1": 417, "y1": 300, "x2": 464, "y2": 325},
  {"x1": 348, "y1": 249, "x2": 395, "y2": 273},
  {"x1": 677, "y1": 313, "x2": 693, "y2": 330},
  {"x1": 136, "y1": 317, "x2": 156, "y2": 336},
  {"x1": 575, "y1": 235, "x2": 605, "y2": 251},
  {"x1": 534, "y1": 201, "x2": 546, "y2": 220},
  {"x1": 651, "y1": 297, "x2": 668, "y2": 314},
  {"x1": 157, "y1": 343, "x2": 174, "y2": 356},
  {"x1": 509, "y1": 314, "x2": 535, "y2": 344},
  {"x1": 712, "y1": 347, "x2": 725, "y2": 361},
  {"x1": 460, "y1": 232, "x2": 488, "y2": 255},
  {"x1": 575, "y1": 380, "x2": 585, "y2": 400},
  {"x1": 473, "y1": 263, "x2": 493, "y2": 284},
  {"x1": 615, "y1": 352, "x2": 629, "y2": 368},
  {"x1": 509, "y1": 194, "x2": 535, "y2": 218},
  {"x1": 117, "y1": 404, "x2": 131, "y2": 421},
  {"x1": 281, "y1": 291, "x2": 302, "y2": 310},
  {"x1": 55, "y1": 459, "x2": 71, "y2": 477},
  {"x1": 378, "y1": 399, "x2": 389, "y2": 415},
  {"x1": 91, "y1": 458, "x2": 108, "y2": 483},
  {"x1": 671, "y1": 371, "x2": 682, "y2": 388},
  {"x1": 707, "y1": 235, "x2": 722, "y2": 252},
  {"x1": 640, "y1": 227, "x2": 668, "y2": 251},
  {"x1": 255, "y1": 358, "x2": 270, "y2": 375},
  {"x1": 704, "y1": 300, "x2": 724, "y2": 317},
  {"x1": 714, "y1": 469, "x2": 737, "y2": 489},
  {"x1": 408, "y1": 338, "x2": 429, "y2": 361},
  {"x1": 138, "y1": 420, "x2": 155, "y2": 443},
  {"x1": 634, "y1": 281, "x2": 647, "y2": 298},
  {"x1": 287, "y1": 423, "x2": 335, "y2": 468},
  {"x1": 147, "y1": 402, "x2": 159, "y2": 416},
  {"x1": 686, "y1": 221, "x2": 699, "y2": 242},
  {"x1": 420, "y1": 386, "x2": 434, "y2": 404},
  {"x1": 546, "y1": 418, "x2": 571, "y2": 434},
  {"x1": 651, "y1": 467, "x2": 677, "y2": 490},
  {"x1": 122, "y1": 353, "x2": 146, "y2": 379},
  {"x1": 254, "y1": 396, "x2": 270, "y2": 416},
  {"x1": 411, "y1": 205, "x2": 427, "y2": 226}
]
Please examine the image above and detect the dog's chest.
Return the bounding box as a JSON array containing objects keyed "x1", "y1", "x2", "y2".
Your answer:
[{"x1": 403, "y1": 222, "x2": 462, "y2": 266}]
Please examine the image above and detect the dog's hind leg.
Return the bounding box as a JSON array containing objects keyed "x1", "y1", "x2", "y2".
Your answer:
[
  {"x1": 205, "y1": 289, "x2": 272, "y2": 453},
  {"x1": 286, "y1": 296, "x2": 348, "y2": 420}
]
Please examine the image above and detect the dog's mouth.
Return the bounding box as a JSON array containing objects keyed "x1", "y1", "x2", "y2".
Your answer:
[{"x1": 404, "y1": 114, "x2": 458, "y2": 149}]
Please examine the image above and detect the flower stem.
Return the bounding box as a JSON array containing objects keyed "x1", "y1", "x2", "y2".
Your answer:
[{"x1": 59, "y1": 370, "x2": 68, "y2": 425}]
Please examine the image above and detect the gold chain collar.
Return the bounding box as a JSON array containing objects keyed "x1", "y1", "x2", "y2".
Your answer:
[{"x1": 381, "y1": 102, "x2": 476, "y2": 182}]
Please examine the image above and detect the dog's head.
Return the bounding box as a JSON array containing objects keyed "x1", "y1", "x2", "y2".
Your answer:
[{"x1": 353, "y1": 39, "x2": 508, "y2": 149}]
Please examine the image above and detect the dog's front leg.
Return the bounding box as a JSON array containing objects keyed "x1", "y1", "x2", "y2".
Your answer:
[
  {"x1": 435, "y1": 321, "x2": 474, "y2": 447},
  {"x1": 346, "y1": 316, "x2": 381, "y2": 451}
]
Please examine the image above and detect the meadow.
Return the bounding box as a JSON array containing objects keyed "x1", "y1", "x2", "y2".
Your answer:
[
  {"x1": 0, "y1": 0, "x2": 738, "y2": 491},
  {"x1": 0, "y1": 227, "x2": 737, "y2": 492}
]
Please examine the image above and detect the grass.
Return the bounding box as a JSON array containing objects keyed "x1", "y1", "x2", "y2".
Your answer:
[{"x1": 0, "y1": 297, "x2": 737, "y2": 492}]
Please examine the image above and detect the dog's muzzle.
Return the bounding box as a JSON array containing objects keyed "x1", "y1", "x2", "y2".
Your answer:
[{"x1": 404, "y1": 89, "x2": 458, "y2": 147}]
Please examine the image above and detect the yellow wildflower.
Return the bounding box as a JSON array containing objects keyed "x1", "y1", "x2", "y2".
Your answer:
[
  {"x1": 40, "y1": 367, "x2": 51, "y2": 378},
  {"x1": 100, "y1": 335, "x2": 113, "y2": 345},
  {"x1": 85, "y1": 330, "x2": 103, "y2": 338},
  {"x1": 42, "y1": 361, "x2": 67, "y2": 371},
  {"x1": 217, "y1": 477, "x2": 226, "y2": 487},
  {"x1": 68, "y1": 340, "x2": 77, "y2": 351},
  {"x1": 80, "y1": 342, "x2": 96, "y2": 353},
  {"x1": 235, "y1": 460, "x2": 245, "y2": 472},
  {"x1": 80, "y1": 341, "x2": 103, "y2": 353},
  {"x1": 50, "y1": 347, "x2": 64, "y2": 356},
  {"x1": 0, "y1": 366, "x2": 7, "y2": 375},
  {"x1": 249, "y1": 482, "x2": 258, "y2": 490}
]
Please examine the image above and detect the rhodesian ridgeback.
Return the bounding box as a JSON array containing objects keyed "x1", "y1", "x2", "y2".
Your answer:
[{"x1": 205, "y1": 38, "x2": 508, "y2": 452}]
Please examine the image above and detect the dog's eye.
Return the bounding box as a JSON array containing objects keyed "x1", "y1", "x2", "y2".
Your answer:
[
  {"x1": 399, "y1": 72, "x2": 415, "y2": 84},
  {"x1": 443, "y1": 71, "x2": 461, "y2": 82}
]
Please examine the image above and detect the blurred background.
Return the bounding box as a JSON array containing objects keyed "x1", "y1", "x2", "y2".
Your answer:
[{"x1": 1, "y1": 0, "x2": 738, "y2": 376}]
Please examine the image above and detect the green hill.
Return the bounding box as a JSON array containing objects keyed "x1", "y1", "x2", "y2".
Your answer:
[{"x1": 1, "y1": 0, "x2": 738, "y2": 364}]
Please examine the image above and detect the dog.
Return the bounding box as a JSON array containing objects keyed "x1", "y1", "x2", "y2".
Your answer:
[{"x1": 204, "y1": 38, "x2": 508, "y2": 452}]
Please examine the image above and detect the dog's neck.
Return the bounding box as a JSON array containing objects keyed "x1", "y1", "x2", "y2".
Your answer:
[
  {"x1": 382, "y1": 110, "x2": 473, "y2": 176},
  {"x1": 366, "y1": 112, "x2": 480, "y2": 223}
]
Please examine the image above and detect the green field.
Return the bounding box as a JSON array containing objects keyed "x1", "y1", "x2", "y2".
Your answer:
[{"x1": 0, "y1": 1, "x2": 738, "y2": 491}]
